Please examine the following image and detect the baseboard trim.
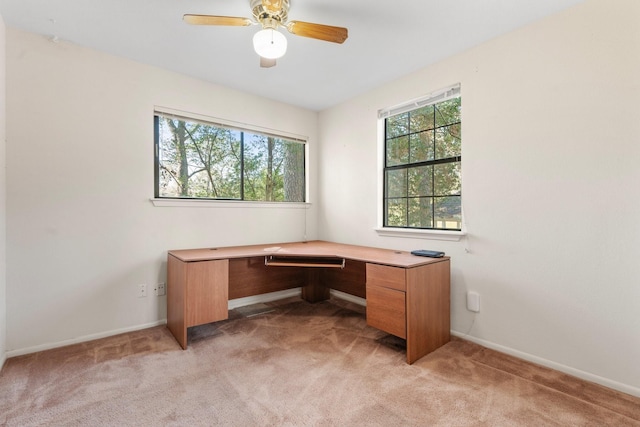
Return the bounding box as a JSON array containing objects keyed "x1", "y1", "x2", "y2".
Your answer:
[
  {"x1": 6, "y1": 320, "x2": 167, "y2": 358},
  {"x1": 330, "y1": 289, "x2": 366, "y2": 306},
  {"x1": 6, "y1": 289, "x2": 302, "y2": 359},
  {"x1": 451, "y1": 331, "x2": 640, "y2": 398},
  {"x1": 228, "y1": 288, "x2": 302, "y2": 310},
  {"x1": 12, "y1": 294, "x2": 635, "y2": 399},
  {"x1": 0, "y1": 353, "x2": 6, "y2": 372}
]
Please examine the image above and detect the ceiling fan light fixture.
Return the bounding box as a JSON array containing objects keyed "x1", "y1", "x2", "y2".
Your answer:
[{"x1": 253, "y1": 28, "x2": 287, "y2": 59}]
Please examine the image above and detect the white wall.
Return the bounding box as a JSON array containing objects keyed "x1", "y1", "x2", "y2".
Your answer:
[
  {"x1": 318, "y1": 0, "x2": 640, "y2": 396},
  {"x1": 4, "y1": 0, "x2": 639, "y2": 399},
  {"x1": 5, "y1": 29, "x2": 318, "y2": 354},
  {"x1": 0, "y1": 15, "x2": 7, "y2": 369}
]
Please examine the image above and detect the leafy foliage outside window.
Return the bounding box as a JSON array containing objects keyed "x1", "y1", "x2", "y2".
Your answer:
[
  {"x1": 154, "y1": 113, "x2": 305, "y2": 202},
  {"x1": 384, "y1": 96, "x2": 461, "y2": 230}
]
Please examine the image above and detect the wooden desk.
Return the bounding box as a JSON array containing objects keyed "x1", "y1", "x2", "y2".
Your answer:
[{"x1": 167, "y1": 240, "x2": 450, "y2": 364}]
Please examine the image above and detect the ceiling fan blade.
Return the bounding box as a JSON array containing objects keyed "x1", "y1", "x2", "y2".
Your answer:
[
  {"x1": 183, "y1": 14, "x2": 253, "y2": 26},
  {"x1": 260, "y1": 57, "x2": 277, "y2": 68},
  {"x1": 286, "y1": 21, "x2": 348, "y2": 44}
]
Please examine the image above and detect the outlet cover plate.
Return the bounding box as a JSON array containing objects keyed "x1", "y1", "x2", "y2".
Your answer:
[{"x1": 467, "y1": 291, "x2": 480, "y2": 312}]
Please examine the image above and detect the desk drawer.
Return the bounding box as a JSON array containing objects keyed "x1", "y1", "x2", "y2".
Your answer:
[
  {"x1": 366, "y1": 263, "x2": 406, "y2": 291},
  {"x1": 366, "y1": 284, "x2": 406, "y2": 339}
]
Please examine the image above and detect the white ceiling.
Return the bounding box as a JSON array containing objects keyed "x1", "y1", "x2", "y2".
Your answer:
[{"x1": 0, "y1": 0, "x2": 585, "y2": 111}]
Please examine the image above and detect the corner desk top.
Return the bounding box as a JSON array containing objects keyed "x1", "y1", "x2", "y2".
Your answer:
[{"x1": 168, "y1": 240, "x2": 449, "y2": 268}]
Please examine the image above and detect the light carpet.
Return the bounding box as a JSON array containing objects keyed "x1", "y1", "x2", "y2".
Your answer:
[{"x1": 1, "y1": 297, "x2": 639, "y2": 426}]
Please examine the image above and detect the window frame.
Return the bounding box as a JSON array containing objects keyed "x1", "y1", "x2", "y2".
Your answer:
[
  {"x1": 376, "y1": 84, "x2": 464, "y2": 238},
  {"x1": 153, "y1": 107, "x2": 309, "y2": 205}
]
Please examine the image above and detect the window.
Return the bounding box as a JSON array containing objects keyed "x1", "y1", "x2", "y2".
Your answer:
[
  {"x1": 154, "y1": 111, "x2": 306, "y2": 202},
  {"x1": 381, "y1": 85, "x2": 461, "y2": 230}
]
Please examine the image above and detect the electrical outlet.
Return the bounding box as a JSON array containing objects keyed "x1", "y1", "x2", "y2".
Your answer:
[
  {"x1": 138, "y1": 284, "x2": 147, "y2": 298},
  {"x1": 155, "y1": 283, "x2": 166, "y2": 296},
  {"x1": 467, "y1": 291, "x2": 480, "y2": 313}
]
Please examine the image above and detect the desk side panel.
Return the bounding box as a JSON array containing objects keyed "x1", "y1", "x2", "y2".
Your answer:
[
  {"x1": 406, "y1": 260, "x2": 451, "y2": 364},
  {"x1": 167, "y1": 254, "x2": 187, "y2": 349},
  {"x1": 186, "y1": 259, "x2": 229, "y2": 328},
  {"x1": 322, "y1": 259, "x2": 366, "y2": 299},
  {"x1": 228, "y1": 257, "x2": 307, "y2": 300}
]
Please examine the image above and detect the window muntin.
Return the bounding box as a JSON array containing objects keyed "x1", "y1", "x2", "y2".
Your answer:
[
  {"x1": 154, "y1": 113, "x2": 306, "y2": 202},
  {"x1": 383, "y1": 95, "x2": 461, "y2": 230}
]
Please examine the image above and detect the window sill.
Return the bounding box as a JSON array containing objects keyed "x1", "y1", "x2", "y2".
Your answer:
[
  {"x1": 374, "y1": 227, "x2": 465, "y2": 241},
  {"x1": 150, "y1": 198, "x2": 310, "y2": 209}
]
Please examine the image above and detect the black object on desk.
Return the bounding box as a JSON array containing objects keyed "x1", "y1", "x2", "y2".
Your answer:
[{"x1": 411, "y1": 249, "x2": 445, "y2": 258}]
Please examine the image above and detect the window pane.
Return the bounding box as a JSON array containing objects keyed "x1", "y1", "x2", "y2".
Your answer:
[
  {"x1": 386, "y1": 136, "x2": 409, "y2": 167},
  {"x1": 434, "y1": 161, "x2": 461, "y2": 196},
  {"x1": 386, "y1": 169, "x2": 407, "y2": 198},
  {"x1": 409, "y1": 105, "x2": 434, "y2": 133},
  {"x1": 386, "y1": 112, "x2": 409, "y2": 138},
  {"x1": 409, "y1": 130, "x2": 434, "y2": 164},
  {"x1": 435, "y1": 98, "x2": 461, "y2": 128},
  {"x1": 157, "y1": 117, "x2": 241, "y2": 199},
  {"x1": 155, "y1": 113, "x2": 305, "y2": 202},
  {"x1": 386, "y1": 198, "x2": 407, "y2": 227},
  {"x1": 408, "y1": 165, "x2": 432, "y2": 197},
  {"x1": 434, "y1": 196, "x2": 462, "y2": 230},
  {"x1": 435, "y1": 124, "x2": 461, "y2": 160},
  {"x1": 408, "y1": 197, "x2": 433, "y2": 228},
  {"x1": 242, "y1": 134, "x2": 305, "y2": 202}
]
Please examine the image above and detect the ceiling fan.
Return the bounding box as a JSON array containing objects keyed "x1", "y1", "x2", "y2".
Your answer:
[{"x1": 184, "y1": 0, "x2": 348, "y2": 68}]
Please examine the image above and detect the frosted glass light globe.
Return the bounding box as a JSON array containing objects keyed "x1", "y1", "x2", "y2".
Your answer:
[{"x1": 253, "y1": 28, "x2": 287, "y2": 59}]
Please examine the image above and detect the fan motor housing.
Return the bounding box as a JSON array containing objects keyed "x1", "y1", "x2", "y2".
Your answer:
[{"x1": 251, "y1": 0, "x2": 290, "y2": 24}]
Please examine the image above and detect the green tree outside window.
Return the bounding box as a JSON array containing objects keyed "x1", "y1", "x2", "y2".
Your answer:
[{"x1": 155, "y1": 114, "x2": 305, "y2": 202}]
